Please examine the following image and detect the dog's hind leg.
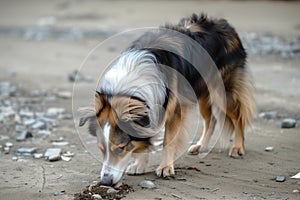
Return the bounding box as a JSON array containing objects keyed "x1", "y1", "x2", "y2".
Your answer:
[
  {"x1": 226, "y1": 68, "x2": 255, "y2": 158},
  {"x1": 188, "y1": 95, "x2": 216, "y2": 155},
  {"x1": 226, "y1": 97, "x2": 245, "y2": 158}
]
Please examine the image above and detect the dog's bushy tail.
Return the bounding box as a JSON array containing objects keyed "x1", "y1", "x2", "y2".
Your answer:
[
  {"x1": 234, "y1": 68, "x2": 256, "y2": 129},
  {"x1": 219, "y1": 68, "x2": 256, "y2": 147}
]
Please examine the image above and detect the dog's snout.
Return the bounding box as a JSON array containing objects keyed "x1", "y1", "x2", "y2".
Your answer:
[{"x1": 101, "y1": 173, "x2": 113, "y2": 186}]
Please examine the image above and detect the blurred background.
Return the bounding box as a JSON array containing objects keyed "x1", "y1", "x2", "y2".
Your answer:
[{"x1": 0, "y1": 1, "x2": 299, "y2": 199}]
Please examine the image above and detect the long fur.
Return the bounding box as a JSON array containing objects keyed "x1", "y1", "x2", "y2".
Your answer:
[{"x1": 80, "y1": 13, "x2": 255, "y2": 184}]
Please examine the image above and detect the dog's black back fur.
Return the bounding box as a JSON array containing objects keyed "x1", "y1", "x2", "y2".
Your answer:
[
  {"x1": 129, "y1": 14, "x2": 247, "y2": 99},
  {"x1": 171, "y1": 14, "x2": 247, "y2": 69}
]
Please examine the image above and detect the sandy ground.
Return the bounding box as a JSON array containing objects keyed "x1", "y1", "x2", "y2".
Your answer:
[{"x1": 0, "y1": 0, "x2": 300, "y2": 199}]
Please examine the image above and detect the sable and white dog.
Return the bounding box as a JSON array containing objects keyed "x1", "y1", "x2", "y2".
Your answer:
[{"x1": 79, "y1": 14, "x2": 255, "y2": 186}]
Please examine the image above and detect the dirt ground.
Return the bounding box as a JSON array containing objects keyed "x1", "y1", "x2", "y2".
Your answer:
[{"x1": 0, "y1": 0, "x2": 300, "y2": 199}]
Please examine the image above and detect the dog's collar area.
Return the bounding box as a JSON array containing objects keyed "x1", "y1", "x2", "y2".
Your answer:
[{"x1": 128, "y1": 135, "x2": 151, "y2": 143}]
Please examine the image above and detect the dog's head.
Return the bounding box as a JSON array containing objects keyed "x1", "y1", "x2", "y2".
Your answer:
[{"x1": 79, "y1": 92, "x2": 152, "y2": 185}]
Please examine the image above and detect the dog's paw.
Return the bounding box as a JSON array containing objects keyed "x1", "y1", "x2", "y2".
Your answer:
[
  {"x1": 126, "y1": 162, "x2": 146, "y2": 175},
  {"x1": 156, "y1": 165, "x2": 175, "y2": 177},
  {"x1": 188, "y1": 144, "x2": 208, "y2": 155},
  {"x1": 229, "y1": 146, "x2": 245, "y2": 158}
]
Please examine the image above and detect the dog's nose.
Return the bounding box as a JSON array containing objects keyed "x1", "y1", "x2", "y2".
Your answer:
[{"x1": 101, "y1": 173, "x2": 113, "y2": 186}]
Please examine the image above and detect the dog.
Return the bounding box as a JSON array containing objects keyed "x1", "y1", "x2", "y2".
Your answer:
[{"x1": 79, "y1": 14, "x2": 255, "y2": 186}]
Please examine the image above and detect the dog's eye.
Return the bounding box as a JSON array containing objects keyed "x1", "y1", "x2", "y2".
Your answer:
[
  {"x1": 114, "y1": 146, "x2": 125, "y2": 155},
  {"x1": 133, "y1": 115, "x2": 150, "y2": 127}
]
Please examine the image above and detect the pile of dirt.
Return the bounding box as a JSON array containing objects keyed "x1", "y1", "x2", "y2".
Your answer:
[{"x1": 74, "y1": 182, "x2": 134, "y2": 200}]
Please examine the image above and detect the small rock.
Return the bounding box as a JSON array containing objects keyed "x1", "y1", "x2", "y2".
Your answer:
[
  {"x1": 53, "y1": 191, "x2": 65, "y2": 196},
  {"x1": 107, "y1": 188, "x2": 117, "y2": 194},
  {"x1": 88, "y1": 183, "x2": 97, "y2": 192},
  {"x1": 36, "y1": 130, "x2": 51, "y2": 135},
  {"x1": 48, "y1": 155, "x2": 61, "y2": 162},
  {"x1": 32, "y1": 121, "x2": 46, "y2": 129},
  {"x1": 5, "y1": 142, "x2": 13, "y2": 147},
  {"x1": 91, "y1": 194, "x2": 102, "y2": 199},
  {"x1": 68, "y1": 70, "x2": 78, "y2": 82},
  {"x1": 57, "y1": 91, "x2": 72, "y2": 99},
  {"x1": 259, "y1": 111, "x2": 277, "y2": 120},
  {"x1": 16, "y1": 131, "x2": 33, "y2": 142},
  {"x1": 0, "y1": 135, "x2": 9, "y2": 141},
  {"x1": 293, "y1": 189, "x2": 300, "y2": 193},
  {"x1": 4, "y1": 146, "x2": 10, "y2": 154},
  {"x1": 281, "y1": 118, "x2": 297, "y2": 128},
  {"x1": 47, "y1": 108, "x2": 65, "y2": 116},
  {"x1": 114, "y1": 181, "x2": 123, "y2": 189},
  {"x1": 23, "y1": 118, "x2": 35, "y2": 126},
  {"x1": 19, "y1": 110, "x2": 34, "y2": 118},
  {"x1": 12, "y1": 156, "x2": 18, "y2": 161},
  {"x1": 62, "y1": 151, "x2": 74, "y2": 157},
  {"x1": 52, "y1": 141, "x2": 69, "y2": 146},
  {"x1": 44, "y1": 148, "x2": 62, "y2": 160},
  {"x1": 139, "y1": 180, "x2": 156, "y2": 189},
  {"x1": 99, "y1": 185, "x2": 114, "y2": 190},
  {"x1": 171, "y1": 193, "x2": 182, "y2": 199},
  {"x1": 17, "y1": 147, "x2": 37, "y2": 154},
  {"x1": 276, "y1": 176, "x2": 286, "y2": 182},
  {"x1": 61, "y1": 155, "x2": 72, "y2": 162},
  {"x1": 33, "y1": 153, "x2": 44, "y2": 159},
  {"x1": 265, "y1": 146, "x2": 274, "y2": 152}
]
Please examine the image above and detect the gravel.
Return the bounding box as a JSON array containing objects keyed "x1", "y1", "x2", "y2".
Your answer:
[
  {"x1": 240, "y1": 33, "x2": 300, "y2": 59},
  {"x1": 139, "y1": 180, "x2": 157, "y2": 189},
  {"x1": 1, "y1": 82, "x2": 75, "y2": 163}
]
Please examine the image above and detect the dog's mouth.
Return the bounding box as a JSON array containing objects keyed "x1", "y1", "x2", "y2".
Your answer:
[{"x1": 100, "y1": 164, "x2": 129, "y2": 186}]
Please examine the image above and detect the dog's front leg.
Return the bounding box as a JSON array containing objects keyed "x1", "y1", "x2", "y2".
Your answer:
[
  {"x1": 156, "y1": 104, "x2": 188, "y2": 177},
  {"x1": 126, "y1": 152, "x2": 149, "y2": 175}
]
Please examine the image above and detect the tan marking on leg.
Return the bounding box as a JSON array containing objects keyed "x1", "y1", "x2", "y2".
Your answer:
[
  {"x1": 229, "y1": 119, "x2": 245, "y2": 158},
  {"x1": 188, "y1": 95, "x2": 216, "y2": 155},
  {"x1": 226, "y1": 96, "x2": 245, "y2": 158},
  {"x1": 156, "y1": 94, "x2": 189, "y2": 177}
]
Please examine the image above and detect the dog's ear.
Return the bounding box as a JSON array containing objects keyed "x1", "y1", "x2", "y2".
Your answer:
[
  {"x1": 78, "y1": 107, "x2": 95, "y2": 127},
  {"x1": 78, "y1": 92, "x2": 105, "y2": 127},
  {"x1": 111, "y1": 97, "x2": 150, "y2": 128}
]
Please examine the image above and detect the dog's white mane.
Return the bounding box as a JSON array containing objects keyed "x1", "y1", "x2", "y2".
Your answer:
[{"x1": 100, "y1": 50, "x2": 167, "y2": 129}]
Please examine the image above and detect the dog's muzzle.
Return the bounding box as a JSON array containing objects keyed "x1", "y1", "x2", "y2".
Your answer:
[{"x1": 101, "y1": 173, "x2": 114, "y2": 186}]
